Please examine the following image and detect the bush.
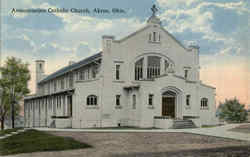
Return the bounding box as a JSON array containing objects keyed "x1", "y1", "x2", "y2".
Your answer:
[{"x1": 217, "y1": 98, "x2": 248, "y2": 123}]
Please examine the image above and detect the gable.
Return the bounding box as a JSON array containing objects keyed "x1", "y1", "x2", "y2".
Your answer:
[{"x1": 113, "y1": 24, "x2": 187, "y2": 51}]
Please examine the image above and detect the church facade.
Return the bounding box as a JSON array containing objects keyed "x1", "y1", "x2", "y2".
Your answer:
[{"x1": 24, "y1": 10, "x2": 217, "y2": 129}]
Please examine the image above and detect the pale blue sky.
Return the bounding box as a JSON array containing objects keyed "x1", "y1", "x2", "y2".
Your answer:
[{"x1": 1, "y1": 0, "x2": 249, "y2": 104}]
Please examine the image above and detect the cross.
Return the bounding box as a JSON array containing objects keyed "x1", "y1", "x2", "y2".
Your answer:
[{"x1": 151, "y1": 5, "x2": 158, "y2": 16}]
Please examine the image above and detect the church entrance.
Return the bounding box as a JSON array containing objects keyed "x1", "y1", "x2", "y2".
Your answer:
[{"x1": 162, "y1": 91, "x2": 176, "y2": 118}]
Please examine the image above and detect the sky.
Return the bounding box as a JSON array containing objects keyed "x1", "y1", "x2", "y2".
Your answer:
[{"x1": 1, "y1": 0, "x2": 249, "y2": 108}]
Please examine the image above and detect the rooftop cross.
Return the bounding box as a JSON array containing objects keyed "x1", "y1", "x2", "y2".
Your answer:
[{"x1": 151, "y1": 5, "x2": 158, "y2": 16}]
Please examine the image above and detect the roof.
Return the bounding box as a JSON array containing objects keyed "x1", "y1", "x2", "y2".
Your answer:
[{"x1": 39, "y1": 52, "x2": 102, "y2": 84}]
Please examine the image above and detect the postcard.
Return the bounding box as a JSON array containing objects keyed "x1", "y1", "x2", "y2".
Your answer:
[{"x1": 0, "y1": 0, "x2": 249, "y2": 157}]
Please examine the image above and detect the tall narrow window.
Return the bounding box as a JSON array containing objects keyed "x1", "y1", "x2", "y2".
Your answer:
[
  {"x1": 116, "y1": 95, "x2": 121, "y2": 106},
  {"x1": 132, "y1": 94, "x2": 136, "y2": 109},
  {"x1": 147, "y1": 56, "x2": 161, "y2": 79},
  {"x1": 135, "y1": 58, "x2": 143, "y2": 80},
  {"x1": 54, "y1": 81, "x2": 57, "y2": 92},
  {"x1": 186, "y1": 95, "x2": 191, "y2": 106},
  {"x1": 92, "y1": 67, "x2": 97, "y2": 79},
  {"x1": 116, "y1": 64, "x2": 120, "y2": 80},
  {"x1": 79, "y1": 70, "x2": 85, "y2": 80},
  {"x1": 165, "y1": 60, "x2": 169, "y2": 72},
  {"x1": 61, "y1": 78, "x2": 64, "y2": 90},
  {"x1": 184, "y1": 70, "x2": 188, "y2": 79},
  {"x1": 69, "y1": 73, "x2": 73, "y2": 88},
  {"x1": 48, "y1": 83, "x2": 50, "y2": 94},
  {"x1": 149, "y1": 33, "x2": 152, "y2": 41},
  {"x1": 149, "y1": 94, "x2": 154, "y2": 106},
  {"x1": 153, "y1": 32, "x2": 156, "y2": 42}
]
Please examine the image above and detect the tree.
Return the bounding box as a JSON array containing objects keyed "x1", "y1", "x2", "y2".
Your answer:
[
  {"x1": 0, "y1": 57, "x2": 30, "y2": 130},
  {"x1": 217, "y1": 98, "x2": 248, "y2": 123}
]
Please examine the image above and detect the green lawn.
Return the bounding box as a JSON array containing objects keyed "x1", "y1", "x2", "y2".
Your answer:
[
  {"x1": 201, "y1": 125, "x2": 217, "y2": 128},
  {"x1": 0, "y1": 129, "x2": 91, "y2": 155},
  {"x1": 0, "y1": 127, "x2": 23, "y2": 136}
]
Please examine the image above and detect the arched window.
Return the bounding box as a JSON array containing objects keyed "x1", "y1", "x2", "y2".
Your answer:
[
  {"x1": 147, "y1": 56, "x2": 161, "y2": 79},
  {"x1": 87, "y1": 95, "x2": 98, "y2": 106},
  {"x1": 135, "y1": 58, "x2": 143, "y2": 80},
  {"x1": 201, "y1": 98, "x2": 208, "y2": 108}
]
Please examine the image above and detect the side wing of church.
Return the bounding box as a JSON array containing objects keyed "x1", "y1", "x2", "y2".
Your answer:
[{"x1": 24, "y1": 9, "x2": 217, "y2": 129}]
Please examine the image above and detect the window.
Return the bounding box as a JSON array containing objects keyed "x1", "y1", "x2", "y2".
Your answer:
[
  {"x1": 186, "y1": 95, "x2": 191, "y2": 106},
  {"x1": 86, "y1": 69, "x2": 90, "y2": 80},
  {"x1": 54, "y1": 97, "x2": 56, "y2": 107},
  {"x1": 164, "y1": 60, "x2": 169, "y2": 72},
  {"x1": 79, "y1": 70, "x2": 85, "y2": 80},
  {"x1": 116, "y1": 64, "x2": 120, "y2": 80},
  {"x1": 149, "y1": 33, "x2": 152, "y2": 41},
  {"x1": 54, "y1": 81, "x2": 57, "y2": 92},
  {"x1": 48, "y1": 83, "x2": 50, "y2": 94},
  {"x1": 92, "y1": 67, "x2": 97, "y2": 79},
  {"x1": 116, "y1": 95, "x2": 121, "y2": 106},
  {"x1": 135, "y1": 58, "x2": 143, "y2": 80},
  {"x1": 87, "y1": 95, "x2": 97, "y2": 106},
  {"x1": 184, "y1": 70, "x2": 188, "y2": 79},
  {"x1": 41, "y1": 100, "x2": 44, "y2": 109},
  {"x1": 62, "y1": 95, "x2": 65, "y2": 105},
  {"x1": 58, "y1": 96, "x2": 61, "y2": 109},
  {"x1": 48, "y1": 98, "x2": 51, "y2": 110},
  {"x1": 132, "y1": 94, "x2": 136, "y2": 109},
  {"x1": 201, "y1": 98, "x2": 208, "y2": 108},
  {"x1": 149, "y1": 94, "x2": 154, "y2": 106},
  {"x1": 61, "y1": 78, "x2": 64, "y2": 90},
  {"x1": 147, "y1": 56, "x2": 161, "y2": 79},
  {"x1": 39, "y1": 63, "x2": 42, "y2": 70},
  {"x1": 69, "y1": 73, "x2": 73, "y2": 88},
  {"x1": 153, "y1": 32, "x2": 156, "y2": 42}
]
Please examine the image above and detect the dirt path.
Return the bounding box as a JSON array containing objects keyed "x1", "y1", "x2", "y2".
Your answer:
[{"x1": 5, "y1": 132, "x2": 250, "y2": 157}]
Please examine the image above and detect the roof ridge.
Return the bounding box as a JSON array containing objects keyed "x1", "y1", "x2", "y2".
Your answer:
[{"x1": 38, "y1": 52, "x2": 102, "y2": 84}]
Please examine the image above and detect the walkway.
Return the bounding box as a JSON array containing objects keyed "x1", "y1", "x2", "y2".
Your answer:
[
  {"x1": 0, "y1": 129, "x2": 28, "y2": 140},
  {"x1": 35, "y1": 123, "x2": 250, "y2": 141}
]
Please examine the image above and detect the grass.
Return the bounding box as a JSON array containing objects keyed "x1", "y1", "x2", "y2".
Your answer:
[
  {"x1": 0, "y1": 127, "x2": 23, "y2": 136},
  {"x1": 0, "y1": 129, "x2": 91, "y2": 155},
  {"x1": 201, "y1": 125, "x2": 217, "y2": 128}
]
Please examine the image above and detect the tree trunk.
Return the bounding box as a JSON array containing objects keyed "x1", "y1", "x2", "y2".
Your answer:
[{"x1": 1, "y1": 117, "x2": 4, "y2": 130}]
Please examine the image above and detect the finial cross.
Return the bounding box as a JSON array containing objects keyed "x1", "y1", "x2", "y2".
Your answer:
[{"x1": 151, "y1": 5, "x2": 158, "y2": 16}]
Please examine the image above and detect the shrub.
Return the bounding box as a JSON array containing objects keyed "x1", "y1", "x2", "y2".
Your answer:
[{"x1": 217, "y1": 98, "x2": 248, "y2": 123}]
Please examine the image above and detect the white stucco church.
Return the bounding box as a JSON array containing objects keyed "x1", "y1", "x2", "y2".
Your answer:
[{"x1": 24, "y1": 6, "x2": 217, "y2": 129}]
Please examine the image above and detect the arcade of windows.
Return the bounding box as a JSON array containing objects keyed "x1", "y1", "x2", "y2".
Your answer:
[{"x1": 135, "y1": 56, "x2": 172, "y2": 80}]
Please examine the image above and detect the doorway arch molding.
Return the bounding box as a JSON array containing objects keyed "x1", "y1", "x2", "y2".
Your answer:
[{"x1": 161, "y1": 86, "x2": 183, "y2": 119}]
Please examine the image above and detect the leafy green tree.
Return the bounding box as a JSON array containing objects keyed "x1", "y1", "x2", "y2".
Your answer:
[
  {"x1": 0, "y1": 57, "x2": 30, "y2": 130},
  {"x1": 217, "y1": 98, "x2": 248, "y2": 123}
]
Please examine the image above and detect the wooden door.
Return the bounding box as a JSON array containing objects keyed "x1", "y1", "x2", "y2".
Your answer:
[{"x1": 162, "y1": 97, "x2": 175, "y2": 118}]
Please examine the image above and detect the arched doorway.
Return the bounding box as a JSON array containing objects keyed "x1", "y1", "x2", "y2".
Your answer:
[
  {"x1": 162, "y1": 91, "x2": 176, "y2": 118},
  {"x1": 161, "y1": 86, "x2": 183, "y2": 119}
]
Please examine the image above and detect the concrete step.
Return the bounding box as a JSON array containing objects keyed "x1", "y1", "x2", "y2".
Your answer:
[{"x1": 172, "y1": 120, "x2": 196, "y2": 129}]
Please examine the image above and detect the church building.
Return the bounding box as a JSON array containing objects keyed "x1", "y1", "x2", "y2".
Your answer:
[{"x1": 24, "y1": 6, "x2": 217, "y2": 129}]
